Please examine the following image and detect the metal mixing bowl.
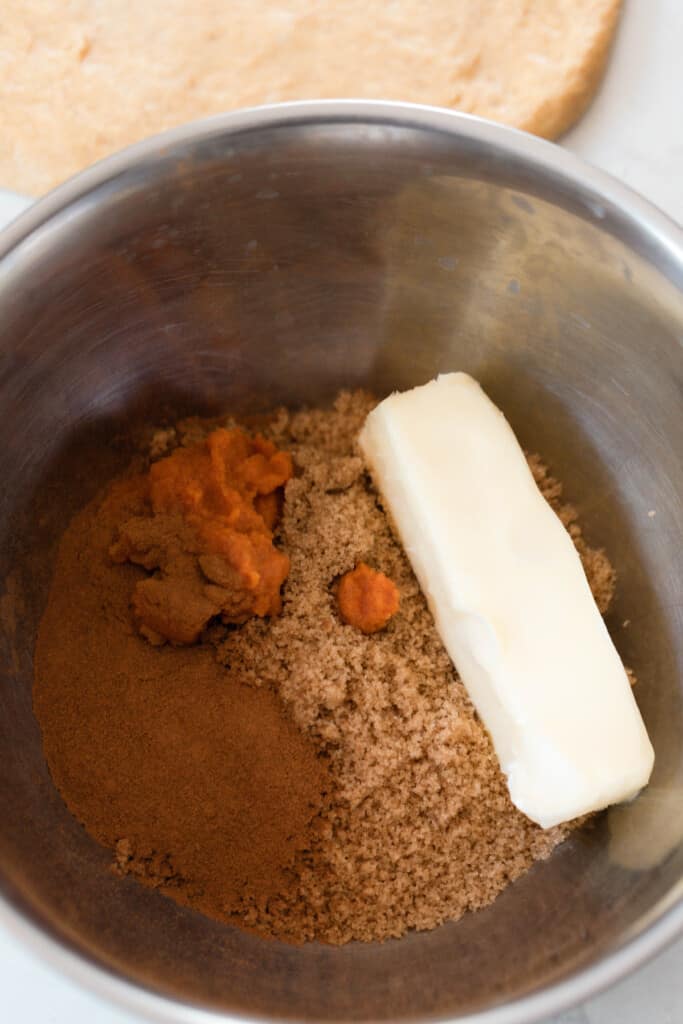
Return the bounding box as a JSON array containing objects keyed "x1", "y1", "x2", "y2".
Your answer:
[{"x1": 0, "y1": 101, "x2": 682, "y2": 1024}]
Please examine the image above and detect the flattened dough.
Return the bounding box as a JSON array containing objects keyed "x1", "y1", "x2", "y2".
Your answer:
[{"x1": 1, "y1": 0, "x2": 621, "y2": 194}]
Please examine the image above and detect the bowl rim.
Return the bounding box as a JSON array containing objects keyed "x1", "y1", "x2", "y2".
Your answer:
[{"x1": 1, "y1": 98, "x2": 682, "y2": 1024}]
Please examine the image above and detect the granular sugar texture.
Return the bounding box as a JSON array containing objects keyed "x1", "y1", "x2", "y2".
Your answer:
[{"x1": 198, "y1": 391, "x2": 617, "y2": 943}]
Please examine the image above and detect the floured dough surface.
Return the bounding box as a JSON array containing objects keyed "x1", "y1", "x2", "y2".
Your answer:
[{"x1": 1, "y1": 0, "x2": 621, "y2": 194}]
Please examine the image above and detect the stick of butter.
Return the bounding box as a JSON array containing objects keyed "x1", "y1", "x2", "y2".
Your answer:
[{"x1": 359, "y1": 372, "x2": 654, "y2": 828}]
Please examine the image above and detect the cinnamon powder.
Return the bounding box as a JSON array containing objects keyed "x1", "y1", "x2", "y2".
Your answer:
[
  {"x1": 33, "y1": 473, "x2": 330, "y2": 924},
  {"x1": 33, "y1": 391, "x2": 620, "y2": 944}
]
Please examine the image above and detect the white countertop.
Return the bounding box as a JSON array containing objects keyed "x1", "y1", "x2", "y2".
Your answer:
[{"x1": 1, "y1": 0, "x2": 682, "y2": 1021}]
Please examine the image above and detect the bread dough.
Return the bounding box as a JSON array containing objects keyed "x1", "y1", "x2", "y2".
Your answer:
[{"x1": 0, "y1": 0, "x2": 621, "y2": 194}]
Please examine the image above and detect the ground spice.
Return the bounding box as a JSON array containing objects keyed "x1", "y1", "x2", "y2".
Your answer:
[
  {"x1": 33, "y1": 390, "x2": 619, "y2": 945},
  {"x1": 33, "y1": 473, "x2": 330, "y2": 924}
]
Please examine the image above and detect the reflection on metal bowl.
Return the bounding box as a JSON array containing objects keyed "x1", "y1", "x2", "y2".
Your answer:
[{"x1": 0, "y1": 101, "x2": 682, "y2": 1024}]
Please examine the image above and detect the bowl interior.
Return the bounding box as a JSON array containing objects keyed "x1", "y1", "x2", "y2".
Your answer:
[{"x1": 0, "y1": 109, "x2": 682, "y2": 1022}]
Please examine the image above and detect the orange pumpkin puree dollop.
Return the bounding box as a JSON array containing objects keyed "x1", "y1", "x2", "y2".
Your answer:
[
  {"x1": 110, "y1": 428, "x2": 293, "y2": 645},
  {"x1": 337, "y1": 562, "x2": 399, "y2": 634}
]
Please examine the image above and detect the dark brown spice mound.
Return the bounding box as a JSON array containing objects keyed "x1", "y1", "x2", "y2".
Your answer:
[{"x1": 33, "y1": 475, "x2": 330, "y2": 925}]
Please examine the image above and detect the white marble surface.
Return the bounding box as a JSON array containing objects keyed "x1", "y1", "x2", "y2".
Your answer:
[{"x1": 1, "y1": 0, "x2": 682, "y2": 1020}]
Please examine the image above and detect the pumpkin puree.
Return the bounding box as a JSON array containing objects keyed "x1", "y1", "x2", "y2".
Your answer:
[
  {"x1": 337, "y1": 561, "x2": 400, "y2": 633},
  {"x1": 110, "y1": 428, "x2": 292, "y2": 644}
]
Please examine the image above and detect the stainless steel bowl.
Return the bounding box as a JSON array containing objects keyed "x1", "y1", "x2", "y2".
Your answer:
[{"x1": 0, "y1": 101, "x2": 682, "y2": 1024}]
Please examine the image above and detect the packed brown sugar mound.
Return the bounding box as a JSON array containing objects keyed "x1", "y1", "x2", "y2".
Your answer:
[
  {"x1": 207, "y1": 393, "x2": 616, "y2": 942},
  {"x1": 34, "y1": 390, "x2": 620, "y2": 945},
  {"x1": 2, "y1": 0, "x2": 621, "y2": 194}
]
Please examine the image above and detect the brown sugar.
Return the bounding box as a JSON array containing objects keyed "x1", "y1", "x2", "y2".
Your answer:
[
  {"x1": 109, "y1": 427, "x2": 292, "y2": 644},
  {"x1": 336, "y1": 562, "x2": 400, "y2": 633},
  {"x1": 33, "y1": 390, "x2": 621, "y2": 945},
  {"x1": 207, "y1": 392, "x2": 618, "y2": 942}
]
